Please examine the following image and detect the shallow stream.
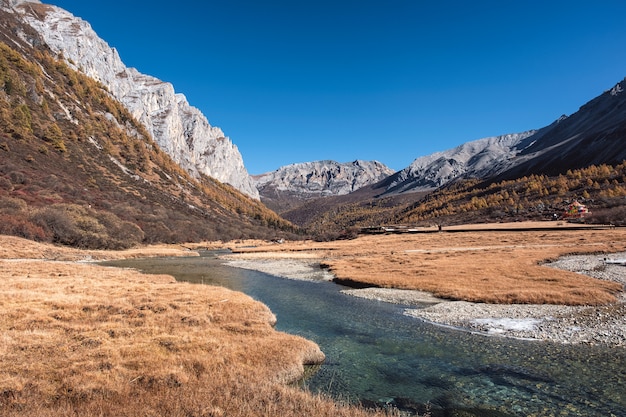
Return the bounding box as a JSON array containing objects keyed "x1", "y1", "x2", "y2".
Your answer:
[{"x1": 102, "y1": 253, "x2": 626, "y2": 417}]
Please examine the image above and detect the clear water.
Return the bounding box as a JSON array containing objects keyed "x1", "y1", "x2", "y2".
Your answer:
[{"x1": 101, "y1": 253, "x2": 626, "y2": 417}]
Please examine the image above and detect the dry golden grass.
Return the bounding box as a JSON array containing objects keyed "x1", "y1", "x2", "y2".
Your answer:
[
  {"x1": 229, "y1": 223, "x2": 626, "y2": 305},
  {"x1": 0, "y1": 236, "x2": 394, "y2": 417}
]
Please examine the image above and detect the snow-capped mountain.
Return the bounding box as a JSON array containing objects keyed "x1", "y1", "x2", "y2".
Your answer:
[
  {"x1": 253, "y1": 160, "x2": 394, "y2": 212},
  {"x1": 7, "y1": 0, "x2": 259, "y2": 199}
]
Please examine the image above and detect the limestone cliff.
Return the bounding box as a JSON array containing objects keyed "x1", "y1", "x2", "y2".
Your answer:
[
  {"x1": 9, "y1": 1, "x2": 259, "y2": 198},
  {"x1": 253, "y1": 160, "x2": 394, "y2": 212}
]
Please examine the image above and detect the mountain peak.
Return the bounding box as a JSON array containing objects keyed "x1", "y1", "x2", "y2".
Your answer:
[
  {"x1": 6, "y1": 0, "x2": 41, "y2": 6},
  {"x1": 10, "y1": 1, "x2": 259, "y2": 199},
  {"x1": 253, "y1": 160, "x2": 395, "y2": 213},
  {"x1": 609, "y1": 79, "x2": 624, "y2": 97}
]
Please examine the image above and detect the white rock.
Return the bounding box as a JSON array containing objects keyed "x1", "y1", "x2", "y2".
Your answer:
[
  {"x1": 387, "y1": 131, "x2": 537, "y2": 193},
  {"x1": 254, "y1": 160, "x2": 395, "y2": 197},
  {"x1": 11, "y1": 1, "x2": 259, "y2": 198}
]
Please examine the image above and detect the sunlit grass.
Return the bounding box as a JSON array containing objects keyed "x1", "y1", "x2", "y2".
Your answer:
[
  {"x1": 0, "y1": 236, "x2": 394, "y2": 417},
  {"x1": 228, "y1": 224, "x2": 626, "y2": 305}
]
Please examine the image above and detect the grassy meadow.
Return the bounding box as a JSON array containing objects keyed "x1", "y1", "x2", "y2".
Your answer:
[
  {"x1": 228, "y1": 223, "x2": 626, "y2": 305},
  {"x1": 0, "y1": 236, "x2": 394, "y2": 417}
]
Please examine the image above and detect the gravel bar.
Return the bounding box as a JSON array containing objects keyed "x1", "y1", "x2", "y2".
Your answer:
[
  {"x1": 225, "y1": 252, "x2": 626, "y2": 347},
  {"x1": 403, "y1": 252, "x2": 626, "y2": 346}
]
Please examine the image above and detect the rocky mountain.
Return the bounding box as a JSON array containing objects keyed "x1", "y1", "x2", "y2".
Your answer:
[
  {"x1": 282, "y1": 77, "x2": 626, "y2": 235},
  {"x1": 0, "y1": 2, "x2": 295, "y2": 247},
  {"x1": 253, "y1": 160, "x2": 394, "y2": 213},
  {"x1": 383, "y1": 78, "x2": 626, "y2": 196},
  {"x1": 383, "y1": 130, "x2": 537, "y2": 194},
  {"x1": 8, "y1": 0, "x2": 259, "y2": 199},
  {"x1": 490, "y1": 78, "x2": 626, "y2": 181}
]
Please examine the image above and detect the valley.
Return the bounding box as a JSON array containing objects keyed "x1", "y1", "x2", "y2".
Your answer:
[
  {"x1": 2, "y1": 227, "x2": 626, "y2": 416},
  {"x1": 1, "y1": 1, "x2": 626, "y2": 416}
]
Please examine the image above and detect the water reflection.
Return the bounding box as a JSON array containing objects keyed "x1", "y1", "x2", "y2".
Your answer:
[{"x1": 101, "y1": 254, "x2": 626, "y2": 417}]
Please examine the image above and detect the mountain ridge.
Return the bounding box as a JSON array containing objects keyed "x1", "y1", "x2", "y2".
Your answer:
[
  {"x1": 382, "y1": 130, "x2": 537, "y2": 195},
  {"x1": 253, "y1": 159, "x2": 394, "y2": 213},
  {"x1": 9, "y1": 0, "x2": 260, "y2": 199},
  {"x1": 383, "y1": 77, "x2": 626, "y2": 196}
]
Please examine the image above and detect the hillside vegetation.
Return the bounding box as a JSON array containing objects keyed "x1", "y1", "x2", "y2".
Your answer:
[
  {"x1": 289, "y1": 162, "x2": 626, "y2": 239},
  {"x1": 0, "y1": 38, "x2": 298, "y2": 248}
]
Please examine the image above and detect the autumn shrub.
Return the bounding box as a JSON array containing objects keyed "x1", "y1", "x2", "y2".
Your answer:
[
  {"x1": 0, "y1": 196, "x2": 26, "y2": 212},
  {"x1": 7, "y1": 170, "x2": 26, "y2": 185},
  {"x1": 0, "y1": 213, "x2": 47, "y2": 240},
  {"x1": 139, "y1": 220, "x2": 176, "y2": 244},
  {"x1": 589, "y1": 205, "x2": 626, "y2": 226},
  {"x1": 30, "y1": 204, "x2": 143, "y2": 249},
  {"x1": 94, "y1": 210, "x2": 144, "y2": 249},
  {"x1": 30, "y1": 205, "x2": 84, "y2": 245}
]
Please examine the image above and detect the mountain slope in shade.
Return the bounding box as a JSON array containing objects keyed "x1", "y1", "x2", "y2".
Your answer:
[
  {"x1": 384, "y1": 78, "x2": 626, "y2": 195},
  {"x1": 490, "y1": 78, "x2": 626, "y2": 182},
  {"x1": 9, "y1": 0, "x2": 259, "y2": 198},
  {"x1": 253, "y1": 160, "x2": 394, "y2": 213},
  {"x1": 383, "y1": 131, "x2": 537, "y2": 194}
]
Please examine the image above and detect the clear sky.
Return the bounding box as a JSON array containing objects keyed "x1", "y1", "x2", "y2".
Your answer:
[{"x1": 48, "y1": 0, "x2": 626, "y2": 175}]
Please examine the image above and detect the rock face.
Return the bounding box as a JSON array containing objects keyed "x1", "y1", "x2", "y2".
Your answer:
[
  {"x1": 383, "y1": 131, "x2": 537, "y2": 194},
  {"x1": 255, "y1": 160, "x2": 395, "y2": 197},
  {"x1": 9, "y1": 1, "x2": 259, "y2": 198},
  {"x1": 386, "y1": 77, "x2": 626, "y2": 195},
  {"x1": 253, "y1": 160, "x2": 394, "y2": 212},
  {"x1": 491, "y1": 78, "x2": 626, "y2": 182}
]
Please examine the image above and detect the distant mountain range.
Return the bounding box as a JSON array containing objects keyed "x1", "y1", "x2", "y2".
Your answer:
[
  {"x1": 277, "y1": 78, "x2": 626, "y2": 233},
  {"x1": 253, "y1": 160, "x2": 394, "y2": 212},
  {"x1": 262, "y1": 77, "x2": 626, "y2": 202}
]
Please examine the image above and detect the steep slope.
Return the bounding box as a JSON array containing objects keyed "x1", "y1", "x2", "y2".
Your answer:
[
  {"x1": 253, "y1": 160, "x2": 394, "y2": 212},
  {"x1": 0, "y1": 9, "x2": 296, "y2": 247},
  {"x1": 9, "y1": 0, "x2": 259, "y2": 198},
  {"x1": 490, "y1": 78, "x2": 626, "y2": 181},
  {"x1": 382, "y1": 131, "x2": 537, "y2": 194},
  {"x1": 384, "y1": 78, "x2": 626, "y2": 195}
]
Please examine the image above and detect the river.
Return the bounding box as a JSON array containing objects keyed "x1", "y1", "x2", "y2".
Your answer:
[{"x1": 101, "y1": 252, "x2": 626, "y2": 417}]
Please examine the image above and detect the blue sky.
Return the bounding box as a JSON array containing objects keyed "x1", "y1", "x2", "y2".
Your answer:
[{"x1": 50, "y1": 1, "x2": 626, "y2": 174}]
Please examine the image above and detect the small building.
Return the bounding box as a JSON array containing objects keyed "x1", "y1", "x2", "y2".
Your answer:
[{"x1": 563, "y1": 201, "x2": 590, "y2": 221}]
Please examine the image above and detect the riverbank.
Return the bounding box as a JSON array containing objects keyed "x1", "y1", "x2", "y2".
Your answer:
[
  {"x1": 0, "y1": 236, "x2": 391, "y2": 417},
  {"x1": 222, "y1": 228, "x2": 626, "y2": 347},
  {"x1": 225, "y1": 252, "x2": 626, "y2": 347},
  {"x1": 403, "y1": 252, "x2": 626, "y2": 346},
  {"x1": 227, "y1": 225, "x2": 626, "y2": 305},
  {"x1": 226, "y1": 252, "x2": 626, "y2": 347}
]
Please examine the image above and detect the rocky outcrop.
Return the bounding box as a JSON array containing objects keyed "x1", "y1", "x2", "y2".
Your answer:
[
  {"x1": 253, "y1": 160, "x2": 394, "y2": 212},
  {"x1": 9, "y1": 1, "x2": 259, "y2": 198},
  {"x1": 255, "y1": 160, "x2": 395, "y2": 197},
  {"x1": 383, "y1": 131, "x2": 537, "y2": 194}
]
